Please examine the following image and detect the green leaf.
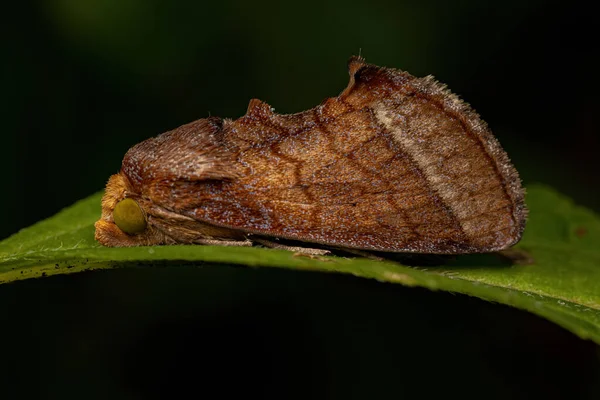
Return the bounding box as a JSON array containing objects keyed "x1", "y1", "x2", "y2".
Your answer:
[{"x1": 1, "y1": 184, "x2": 599, "y2": 343}]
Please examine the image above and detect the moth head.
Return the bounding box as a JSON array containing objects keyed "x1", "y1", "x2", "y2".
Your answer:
[
  {"x1": 94, "y1": 173, "x2": 170, "y2": 246},
  {"x1": 94, "y1": 117, "x2": 245, "y2": 247}
]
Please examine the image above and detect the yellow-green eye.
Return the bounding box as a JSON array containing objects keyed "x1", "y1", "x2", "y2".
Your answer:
[{"x1": 113, "y1": 198, "x2": 147, "y2": 234}]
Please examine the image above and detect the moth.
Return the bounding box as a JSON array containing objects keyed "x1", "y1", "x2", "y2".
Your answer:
[{"x1": 95, "y1": 56, "x2": 527, "y2": 254}]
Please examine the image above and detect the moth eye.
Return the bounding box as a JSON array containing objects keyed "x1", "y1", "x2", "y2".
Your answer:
[{"x1": 113, "y1": 198, "x2": 147, "y2": 234}]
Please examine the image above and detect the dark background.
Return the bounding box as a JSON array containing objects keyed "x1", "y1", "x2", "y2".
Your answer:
[{"x1": 2, "y1": 0, "x2": 599, "y2": 398}]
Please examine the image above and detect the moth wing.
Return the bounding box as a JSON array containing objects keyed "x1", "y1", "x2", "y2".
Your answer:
[
  {"x1": 182, "y1": 59, "x2": 525, "y2": 254},
  {"x1": 121, "y1": 117, "x2": 241, "y2": 197}
]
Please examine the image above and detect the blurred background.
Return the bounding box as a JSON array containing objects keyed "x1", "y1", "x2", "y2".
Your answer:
[{"x1": 2, "y1": 0, "x2": 599, "y2": 398}]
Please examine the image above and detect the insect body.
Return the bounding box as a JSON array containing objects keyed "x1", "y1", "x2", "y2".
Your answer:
[{"x1": 95, "y1": 57, "x2": 526, "y2": 254}]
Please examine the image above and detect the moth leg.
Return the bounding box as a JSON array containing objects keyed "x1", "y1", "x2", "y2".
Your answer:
[
  {"x1": 194, "y1": 238, "x2": 253, "y2": 247},
  {"x1": 251, "y1": 237, "x2": 331, "y2": 256},
  {"x1": 332, "y1": 247, "x2": 385, "y2": 261}
]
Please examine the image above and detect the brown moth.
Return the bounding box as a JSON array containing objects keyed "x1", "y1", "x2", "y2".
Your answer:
[{"x1": 95, "y1": 56, "x2": 527, "y2": 254}]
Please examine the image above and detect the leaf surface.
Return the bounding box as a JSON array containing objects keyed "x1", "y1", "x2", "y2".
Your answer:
[{"x1": 1, "y1": 184, "x2": 599, "y2": 342}]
